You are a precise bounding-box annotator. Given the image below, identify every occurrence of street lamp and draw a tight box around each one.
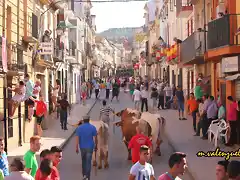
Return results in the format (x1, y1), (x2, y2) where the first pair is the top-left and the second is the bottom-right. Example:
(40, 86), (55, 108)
(56, 19), (76, 36)
(56, 26), (64, 36)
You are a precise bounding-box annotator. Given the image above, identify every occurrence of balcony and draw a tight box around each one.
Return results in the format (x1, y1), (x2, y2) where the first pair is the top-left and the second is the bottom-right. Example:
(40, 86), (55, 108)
(65, 41), (77, 63)
(82, 52), (87, 69)
(53, 48), (64, 63)
(179, 31), (205, 66)
(176, 0), (193, 18)
(23, 13), (38, 44)
(7, 49), (25, 76)
(86, 42), (93, 58)
(92, 59), (101, 67)
(207, 14), (240, 50)
(188, 0), (198, 5)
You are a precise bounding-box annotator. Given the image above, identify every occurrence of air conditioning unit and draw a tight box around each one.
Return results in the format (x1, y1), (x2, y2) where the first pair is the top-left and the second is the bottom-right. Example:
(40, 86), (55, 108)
(216, 2), (225, 18)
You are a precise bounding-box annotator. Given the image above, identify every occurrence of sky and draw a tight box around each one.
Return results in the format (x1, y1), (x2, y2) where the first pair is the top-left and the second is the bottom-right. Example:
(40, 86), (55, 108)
(91, 1), (146, 33)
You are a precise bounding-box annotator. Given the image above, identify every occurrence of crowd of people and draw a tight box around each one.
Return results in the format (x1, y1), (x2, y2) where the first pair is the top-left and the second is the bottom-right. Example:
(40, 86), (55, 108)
(0, 73), (71, 136)
(1, 74), (240, 180)
(0, 136), (62, 180)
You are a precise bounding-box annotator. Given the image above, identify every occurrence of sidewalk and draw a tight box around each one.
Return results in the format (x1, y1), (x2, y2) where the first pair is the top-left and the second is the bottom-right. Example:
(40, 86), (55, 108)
(161, 109), (240, 180)
(7, 98), (96, 162)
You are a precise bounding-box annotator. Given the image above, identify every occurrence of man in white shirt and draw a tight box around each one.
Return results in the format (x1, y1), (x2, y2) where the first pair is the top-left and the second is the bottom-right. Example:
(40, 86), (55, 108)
(133, 86), (141, 111)
(164, 84), (172, 109)
(140, 86), (149, 112)
(5, 158), (34, 180)
(94, 82), (100, 99)
(129, 145), (155, 180)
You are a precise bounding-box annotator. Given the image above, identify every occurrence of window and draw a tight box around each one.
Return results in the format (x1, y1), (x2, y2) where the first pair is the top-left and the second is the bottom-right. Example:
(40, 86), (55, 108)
(8, 118), (13, 138)
(186, 17), (194, 37)
(165, 4), (168, 16)
(170, 0), (174, 11)
(17, 48), (23, 64)
(71, 0), (74, 11)
(32, 13), (38, 38)
(207, 3), (212, 22)
(48, 12), (51, 29)
(75, 74), (77, 93)
(8, 83), (13, 138)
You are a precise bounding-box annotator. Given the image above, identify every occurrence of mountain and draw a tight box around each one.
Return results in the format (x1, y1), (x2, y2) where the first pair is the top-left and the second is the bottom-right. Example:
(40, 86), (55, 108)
(98, 26), (145, 49)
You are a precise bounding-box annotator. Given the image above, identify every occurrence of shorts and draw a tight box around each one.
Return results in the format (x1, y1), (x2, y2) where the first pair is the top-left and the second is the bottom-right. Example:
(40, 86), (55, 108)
(36, 115), (44, 125)
(26, 96), (36, 106)
(81, 92), (87, 99)
(178, 101), (184, 112)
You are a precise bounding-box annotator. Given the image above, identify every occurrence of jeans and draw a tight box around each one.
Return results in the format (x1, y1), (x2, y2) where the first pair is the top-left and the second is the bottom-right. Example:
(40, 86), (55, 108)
(106, 89), (110, 99)
(152, 97), (157, 108)
(192, 111), (197, 131)
(196, 117), (203, 135)
(95, 89), (99, 99)
(81, 148), (93, 179)
(141, 98), (148, 112)
(165, 96), (171, 109)
(158, 95), (164, 109)
(229, 121), (238, 145)
(202, 115), (216, 138)
(60, 110), (68, 129)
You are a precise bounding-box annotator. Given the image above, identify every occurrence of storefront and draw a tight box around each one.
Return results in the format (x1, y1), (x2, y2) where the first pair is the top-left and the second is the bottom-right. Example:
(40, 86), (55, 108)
(221, 56), (240, 104)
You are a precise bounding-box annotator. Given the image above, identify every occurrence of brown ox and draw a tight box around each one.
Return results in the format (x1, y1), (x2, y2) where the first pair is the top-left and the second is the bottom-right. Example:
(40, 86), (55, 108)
(114, 108), (165, 160)
(77, 120), (109, 169)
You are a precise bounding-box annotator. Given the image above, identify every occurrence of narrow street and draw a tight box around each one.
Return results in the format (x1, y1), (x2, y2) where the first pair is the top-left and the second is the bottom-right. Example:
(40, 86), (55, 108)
(59, 90), (192, 180)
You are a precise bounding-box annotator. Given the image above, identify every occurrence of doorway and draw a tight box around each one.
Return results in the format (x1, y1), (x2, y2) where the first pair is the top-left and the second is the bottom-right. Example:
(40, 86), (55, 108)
(220, 83), (226, 108)
(172, 70), (175, 86)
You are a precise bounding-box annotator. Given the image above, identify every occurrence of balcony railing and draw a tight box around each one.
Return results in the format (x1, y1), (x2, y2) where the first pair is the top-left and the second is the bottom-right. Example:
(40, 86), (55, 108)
(176, 0), (193, 18)
(85, 42), (93, 57)
(69, 41), (76, 57)
(180, 31), (205, 65)
(53, 48), (64, 62)
(207, 14), (240, 50)
(8, 61), (25, 72)
(188, 0), (197, 5)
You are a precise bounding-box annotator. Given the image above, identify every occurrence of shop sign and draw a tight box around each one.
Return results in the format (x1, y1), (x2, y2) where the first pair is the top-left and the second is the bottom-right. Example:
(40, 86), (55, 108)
(39, 42), (53, 55)
(222, 56), (240, 73)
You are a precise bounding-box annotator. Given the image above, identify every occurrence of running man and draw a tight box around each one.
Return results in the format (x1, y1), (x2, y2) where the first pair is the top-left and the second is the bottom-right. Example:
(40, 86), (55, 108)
(99, 100), (114, 126)
(75, 115), (97, 180)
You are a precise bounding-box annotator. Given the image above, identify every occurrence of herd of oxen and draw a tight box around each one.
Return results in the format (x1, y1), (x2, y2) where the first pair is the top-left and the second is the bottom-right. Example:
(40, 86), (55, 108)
(78, 108), (166, 170)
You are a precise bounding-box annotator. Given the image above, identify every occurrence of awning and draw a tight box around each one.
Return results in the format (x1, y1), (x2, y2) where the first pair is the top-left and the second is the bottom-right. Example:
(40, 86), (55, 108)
(225, 74), (240, 81)
(57, 20), (75, 29)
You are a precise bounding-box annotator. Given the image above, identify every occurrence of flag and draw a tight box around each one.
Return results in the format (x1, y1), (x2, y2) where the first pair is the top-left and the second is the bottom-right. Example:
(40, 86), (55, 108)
(2, 37), (7, 72)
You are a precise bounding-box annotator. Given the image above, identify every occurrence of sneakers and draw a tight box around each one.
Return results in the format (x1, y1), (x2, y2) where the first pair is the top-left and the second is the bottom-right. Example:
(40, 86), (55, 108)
(83, 176), (88, 180)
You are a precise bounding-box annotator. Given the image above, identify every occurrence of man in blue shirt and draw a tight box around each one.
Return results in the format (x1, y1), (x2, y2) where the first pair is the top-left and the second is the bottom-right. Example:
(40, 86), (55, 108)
(0, 137), (9, 177)
(175, 86), (186, 120)
(24, 74), (34, 121)
(76, 115), (97, 180)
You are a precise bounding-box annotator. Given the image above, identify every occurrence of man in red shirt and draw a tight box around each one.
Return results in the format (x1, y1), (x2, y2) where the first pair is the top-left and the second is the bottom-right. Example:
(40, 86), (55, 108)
(30, 94), (47, 137)
(35, 147), (61, 180)
(39, 159), (52, 180)
(128, 124), (152, 164)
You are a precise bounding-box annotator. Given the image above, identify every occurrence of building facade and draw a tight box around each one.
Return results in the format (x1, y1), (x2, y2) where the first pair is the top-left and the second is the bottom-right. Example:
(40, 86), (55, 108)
(0, 0), (97, 152)
(205, 0), (240, 107)
(95, 36), (116, 78)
